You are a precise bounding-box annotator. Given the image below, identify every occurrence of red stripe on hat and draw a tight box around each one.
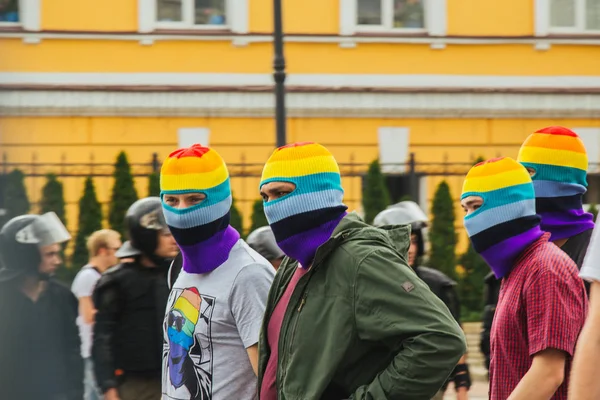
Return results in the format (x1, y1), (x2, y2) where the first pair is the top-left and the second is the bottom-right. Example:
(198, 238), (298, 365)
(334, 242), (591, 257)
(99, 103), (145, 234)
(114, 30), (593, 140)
(474, 157), (507, 167)
(277, 142), (315, 151)
(535, 126), (578, 137)
(168, 144), (211, 158)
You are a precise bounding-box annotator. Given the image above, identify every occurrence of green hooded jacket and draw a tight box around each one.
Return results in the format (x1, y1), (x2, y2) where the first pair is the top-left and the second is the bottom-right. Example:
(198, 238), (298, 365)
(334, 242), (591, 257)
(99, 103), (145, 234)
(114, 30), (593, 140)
(257, 213), (467, 400)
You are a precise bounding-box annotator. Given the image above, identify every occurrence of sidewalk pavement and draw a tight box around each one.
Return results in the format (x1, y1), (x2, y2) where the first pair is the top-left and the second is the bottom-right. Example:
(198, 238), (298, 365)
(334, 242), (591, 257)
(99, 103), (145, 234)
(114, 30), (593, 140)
(443, 380), (489, 400)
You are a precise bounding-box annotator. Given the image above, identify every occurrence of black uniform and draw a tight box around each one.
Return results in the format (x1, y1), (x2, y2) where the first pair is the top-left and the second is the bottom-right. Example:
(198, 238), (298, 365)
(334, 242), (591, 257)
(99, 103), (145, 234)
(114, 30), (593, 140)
(415, 265), (460, 322)
(92, 261), (170, 392)
(91, 197), (175, 398)
(0, 213), (83, 400)
(0, 278), (83, 400)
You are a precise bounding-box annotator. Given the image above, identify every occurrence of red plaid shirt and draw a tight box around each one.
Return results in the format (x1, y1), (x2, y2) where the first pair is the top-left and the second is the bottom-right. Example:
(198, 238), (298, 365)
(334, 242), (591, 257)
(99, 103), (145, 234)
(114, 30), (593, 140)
(489, 233), (588, 400)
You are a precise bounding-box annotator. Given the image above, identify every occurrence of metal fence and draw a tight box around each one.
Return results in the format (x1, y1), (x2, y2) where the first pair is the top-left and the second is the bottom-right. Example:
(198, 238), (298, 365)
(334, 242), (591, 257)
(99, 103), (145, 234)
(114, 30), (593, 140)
(0, 152), (491, 178)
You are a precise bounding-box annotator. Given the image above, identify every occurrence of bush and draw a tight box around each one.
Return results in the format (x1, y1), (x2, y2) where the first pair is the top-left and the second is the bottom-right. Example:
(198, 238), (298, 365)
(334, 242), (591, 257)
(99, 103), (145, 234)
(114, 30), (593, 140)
(148, 172), (161, 197)
(428, 180), (457, 280)
(249, 199), (269, 234)
(0, 169), (30, 228)
(588, 203), (598, 222)
(71, 177), (103, 270)
(40, 174), (67, 225)
(362, 159), (391, 224)
(458, 237), (489, 314)
(229, 194), (244, 235)
(109, 152), (138, 238)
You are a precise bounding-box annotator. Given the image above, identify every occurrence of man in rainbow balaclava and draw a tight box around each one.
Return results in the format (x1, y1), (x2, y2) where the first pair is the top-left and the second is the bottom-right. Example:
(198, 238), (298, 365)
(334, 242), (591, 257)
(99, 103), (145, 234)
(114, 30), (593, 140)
(160, 144), (274, 400)
(461, 157), (587, 400)
(257, 142), (467, 400)
(518, 126), (595, 272)
(259, 142), (348, 268)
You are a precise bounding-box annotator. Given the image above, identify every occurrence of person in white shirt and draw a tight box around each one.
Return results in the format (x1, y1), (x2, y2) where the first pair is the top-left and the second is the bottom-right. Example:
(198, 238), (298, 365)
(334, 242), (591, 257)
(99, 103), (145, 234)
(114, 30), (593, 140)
(160, 144), (274, 400)
(570, 223), (600, 399)
(71, 229), (122, 400)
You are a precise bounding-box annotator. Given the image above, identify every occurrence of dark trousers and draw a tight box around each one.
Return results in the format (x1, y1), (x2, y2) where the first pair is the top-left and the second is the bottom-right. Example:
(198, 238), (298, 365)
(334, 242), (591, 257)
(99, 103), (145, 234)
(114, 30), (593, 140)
(119, 376), (161, 400)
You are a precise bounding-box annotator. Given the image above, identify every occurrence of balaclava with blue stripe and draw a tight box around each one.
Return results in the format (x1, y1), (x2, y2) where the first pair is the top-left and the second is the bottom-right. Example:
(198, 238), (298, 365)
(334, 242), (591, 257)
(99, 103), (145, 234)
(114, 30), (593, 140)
(160, 144), (240, 274)
(462, 157), (544, 279)
(259, 142), (348, 268)
(518, 126), (594, 241)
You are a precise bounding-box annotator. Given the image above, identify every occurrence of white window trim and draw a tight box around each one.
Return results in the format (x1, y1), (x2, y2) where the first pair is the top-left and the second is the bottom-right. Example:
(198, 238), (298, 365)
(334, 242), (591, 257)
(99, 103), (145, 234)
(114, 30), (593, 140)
(178, 127), (210, 148)
(340, 0), (446, 36)
(378, 127), (410, 174)
(537, 0), (600, 35)
(0, 0), (40, 31)
(138, 0), (247, 34)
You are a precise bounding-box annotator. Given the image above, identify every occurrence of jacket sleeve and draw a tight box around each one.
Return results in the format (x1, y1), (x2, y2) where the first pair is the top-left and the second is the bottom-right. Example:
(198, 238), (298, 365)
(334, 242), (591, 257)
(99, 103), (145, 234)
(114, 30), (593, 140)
(92, 279), (121, 393)
(351, 249), (467, 400)
(64, 290), (84, 400)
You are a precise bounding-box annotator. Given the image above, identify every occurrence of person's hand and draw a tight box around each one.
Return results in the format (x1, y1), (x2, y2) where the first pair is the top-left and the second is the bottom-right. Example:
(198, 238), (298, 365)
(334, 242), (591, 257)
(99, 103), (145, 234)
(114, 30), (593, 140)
(104, 388), (120, 400)
(456, 386), (469, 400)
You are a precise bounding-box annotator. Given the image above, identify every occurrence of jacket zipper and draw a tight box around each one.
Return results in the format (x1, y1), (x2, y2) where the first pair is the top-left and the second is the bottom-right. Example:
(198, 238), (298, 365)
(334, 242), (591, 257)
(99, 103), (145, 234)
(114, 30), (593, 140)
(277, 234), (348, 396)
(297, 294), (306, 312)
(280, 287), (310, 390)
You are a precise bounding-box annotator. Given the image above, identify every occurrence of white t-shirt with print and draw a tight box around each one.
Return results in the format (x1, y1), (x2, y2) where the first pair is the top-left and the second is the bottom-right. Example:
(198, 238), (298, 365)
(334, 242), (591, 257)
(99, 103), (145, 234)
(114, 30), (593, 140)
(71, 265), (102, 359)
(162, 239), (275, 400)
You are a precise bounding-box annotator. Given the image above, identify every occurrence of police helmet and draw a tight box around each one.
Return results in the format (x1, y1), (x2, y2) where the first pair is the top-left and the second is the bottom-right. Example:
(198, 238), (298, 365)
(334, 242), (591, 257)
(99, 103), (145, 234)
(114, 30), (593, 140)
(246, 226), (284, 262)
(0, 212), (71, 282)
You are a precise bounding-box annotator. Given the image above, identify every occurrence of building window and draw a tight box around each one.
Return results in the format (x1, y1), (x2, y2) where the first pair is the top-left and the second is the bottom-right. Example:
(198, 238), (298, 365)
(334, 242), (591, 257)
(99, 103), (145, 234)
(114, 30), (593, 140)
(156, 0), (227, 28)
(0, 0), (19, 24)
(550, 0), (600, 32)
(178, 127), (210, 148)
(356, 0), (426, 31)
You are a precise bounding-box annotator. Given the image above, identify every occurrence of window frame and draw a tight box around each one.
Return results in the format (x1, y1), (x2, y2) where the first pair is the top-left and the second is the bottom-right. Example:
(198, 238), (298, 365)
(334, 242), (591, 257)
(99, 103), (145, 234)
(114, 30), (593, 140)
(0, 0), (40, 31)
(355, 0), (428, 33)
(154, 0), (231, 30)
(0, 0), (21, 27)
(548, 0), (600, 33)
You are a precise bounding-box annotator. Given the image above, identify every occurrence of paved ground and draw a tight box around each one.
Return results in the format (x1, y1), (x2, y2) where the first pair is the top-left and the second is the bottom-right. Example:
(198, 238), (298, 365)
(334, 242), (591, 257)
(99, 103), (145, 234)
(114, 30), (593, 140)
(443, 380), (489, 400)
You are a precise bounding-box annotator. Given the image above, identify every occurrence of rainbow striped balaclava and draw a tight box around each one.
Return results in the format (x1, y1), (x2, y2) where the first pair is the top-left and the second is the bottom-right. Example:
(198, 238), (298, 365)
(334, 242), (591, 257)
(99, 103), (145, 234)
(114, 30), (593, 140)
(518, 126), (594, 241)
(160, 144), (240, 274)
(259, 142), (348, 268)
(461, 157), (544, 279)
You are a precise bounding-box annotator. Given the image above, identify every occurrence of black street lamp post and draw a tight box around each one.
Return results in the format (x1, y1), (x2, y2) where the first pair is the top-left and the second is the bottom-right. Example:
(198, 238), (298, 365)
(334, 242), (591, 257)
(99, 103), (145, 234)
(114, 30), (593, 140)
(273, 0), (287, 148)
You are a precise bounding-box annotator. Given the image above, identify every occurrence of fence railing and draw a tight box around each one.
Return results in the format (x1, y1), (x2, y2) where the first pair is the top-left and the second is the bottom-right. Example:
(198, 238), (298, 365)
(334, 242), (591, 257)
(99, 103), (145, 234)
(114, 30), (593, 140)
(3, 151), (600, 180)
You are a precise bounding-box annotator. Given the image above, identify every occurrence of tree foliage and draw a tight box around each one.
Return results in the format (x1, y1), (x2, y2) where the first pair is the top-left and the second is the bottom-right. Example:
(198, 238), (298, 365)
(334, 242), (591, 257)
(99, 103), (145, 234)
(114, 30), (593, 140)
(109, 152), (138, 238)
(458, 237), (489, 313)
(362, 159), (391, 224)
(429, 180), (457, 280)
(71, 177), (104, 271)
(0, 169), (30, 228)
(40, 174), (67, 226)
(229, 194), (244, 235)
(249, 199), (269, 234)
(588, 203), (598, 222)
(148, 172), (161, 197)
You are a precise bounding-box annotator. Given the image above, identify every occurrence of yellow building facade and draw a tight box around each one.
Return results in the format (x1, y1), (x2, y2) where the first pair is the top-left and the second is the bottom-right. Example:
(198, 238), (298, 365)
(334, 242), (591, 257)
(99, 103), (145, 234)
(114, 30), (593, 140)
(1, 0), (599, 249)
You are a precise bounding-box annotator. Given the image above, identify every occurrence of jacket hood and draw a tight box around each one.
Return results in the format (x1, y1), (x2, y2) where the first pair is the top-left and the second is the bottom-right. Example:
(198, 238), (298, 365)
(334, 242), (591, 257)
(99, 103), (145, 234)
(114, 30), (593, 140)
(325, 212), (411, 259)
